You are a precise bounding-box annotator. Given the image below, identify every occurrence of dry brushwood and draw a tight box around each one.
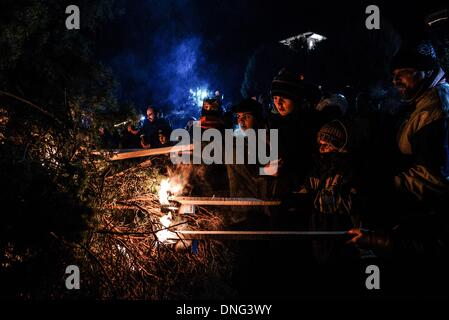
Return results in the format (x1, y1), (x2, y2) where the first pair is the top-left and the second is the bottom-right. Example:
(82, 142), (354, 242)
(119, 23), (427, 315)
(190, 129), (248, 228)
(76, 157), (236, 299)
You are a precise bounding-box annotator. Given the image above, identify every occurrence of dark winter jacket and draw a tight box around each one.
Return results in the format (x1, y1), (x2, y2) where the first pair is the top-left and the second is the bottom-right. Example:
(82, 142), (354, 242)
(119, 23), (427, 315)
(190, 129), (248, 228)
(299, 153), (360, 223)
(395, 72), (449, 201)
(298, 153), (361, 263)
(139, 117), (172, 148)
(269, 109), (322, 195)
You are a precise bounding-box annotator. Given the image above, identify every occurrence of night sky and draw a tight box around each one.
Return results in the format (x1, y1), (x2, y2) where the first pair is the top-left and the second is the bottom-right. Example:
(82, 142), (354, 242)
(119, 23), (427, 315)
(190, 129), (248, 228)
(92, 0), (445, 122)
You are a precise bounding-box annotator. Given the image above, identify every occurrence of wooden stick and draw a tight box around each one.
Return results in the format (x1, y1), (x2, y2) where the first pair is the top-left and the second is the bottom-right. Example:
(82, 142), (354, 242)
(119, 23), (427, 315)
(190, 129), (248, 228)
(102, 204), (140, 210)
(0, 90), (63, 125)
(111, 144), (194, 161)
(122, 196), (158, 202)
(92, 144), (194, 161)
(171, 230), (349, 240)
(171, 196), (281, 206)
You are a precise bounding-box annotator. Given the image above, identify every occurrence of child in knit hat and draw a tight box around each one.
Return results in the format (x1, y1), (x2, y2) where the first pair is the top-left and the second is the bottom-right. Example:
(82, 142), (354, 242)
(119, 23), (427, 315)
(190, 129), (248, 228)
(298, 119), (361, 263)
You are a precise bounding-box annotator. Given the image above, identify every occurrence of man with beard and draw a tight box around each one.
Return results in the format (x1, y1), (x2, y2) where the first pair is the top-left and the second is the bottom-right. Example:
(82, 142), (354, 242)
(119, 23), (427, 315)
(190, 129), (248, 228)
(348, 43), (449, 296)
(128, 105), (172, 149)
(390, 45), (449, 203)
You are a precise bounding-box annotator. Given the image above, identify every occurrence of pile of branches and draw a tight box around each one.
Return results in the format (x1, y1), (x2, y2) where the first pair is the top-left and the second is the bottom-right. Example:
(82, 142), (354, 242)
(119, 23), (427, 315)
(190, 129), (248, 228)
(74, 158), (236, 299)
(1, 95), (235, 299)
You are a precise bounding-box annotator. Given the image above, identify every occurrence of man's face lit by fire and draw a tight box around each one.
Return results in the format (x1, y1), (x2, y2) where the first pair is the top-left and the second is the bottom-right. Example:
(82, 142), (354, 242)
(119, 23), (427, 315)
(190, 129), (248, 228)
(392, 68), (425, 99)
(273, 96), (295, 116)
(146, 107), (156, 123)
(236, 112), (256, 131)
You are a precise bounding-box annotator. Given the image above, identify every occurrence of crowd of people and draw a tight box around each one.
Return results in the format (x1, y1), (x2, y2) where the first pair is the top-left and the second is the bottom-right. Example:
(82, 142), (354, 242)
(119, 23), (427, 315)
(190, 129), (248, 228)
(99, 42), (449, 296)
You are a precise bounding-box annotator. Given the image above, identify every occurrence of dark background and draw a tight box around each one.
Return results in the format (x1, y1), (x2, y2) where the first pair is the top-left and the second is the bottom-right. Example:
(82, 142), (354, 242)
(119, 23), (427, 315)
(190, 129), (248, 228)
(92, 0), (446, 122)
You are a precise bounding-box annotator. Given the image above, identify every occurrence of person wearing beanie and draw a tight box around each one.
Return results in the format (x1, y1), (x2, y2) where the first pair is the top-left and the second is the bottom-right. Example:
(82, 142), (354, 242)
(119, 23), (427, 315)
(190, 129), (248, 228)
(391, 42), (444, 102)
(389, 43), (449, 201)
(268, 68), (323, 197)
(231, 98), (265, 131)
(317, 119), (349, 153)
(297, 119), (361, 264)
(349, 42), (449, 264)
(271, 68), (322, 115)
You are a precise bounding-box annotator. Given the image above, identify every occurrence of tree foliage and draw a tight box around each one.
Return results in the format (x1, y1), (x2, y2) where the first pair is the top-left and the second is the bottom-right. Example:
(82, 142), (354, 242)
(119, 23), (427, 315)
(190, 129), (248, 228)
(0, 0), (126, 299)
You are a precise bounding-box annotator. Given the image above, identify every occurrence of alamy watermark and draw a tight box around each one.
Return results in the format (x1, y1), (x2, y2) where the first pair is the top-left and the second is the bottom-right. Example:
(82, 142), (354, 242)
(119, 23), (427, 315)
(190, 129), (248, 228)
(365, 5), (380, 30)
(65, 5), (80, 30)
(65, 265), (80, 290)
(169, 123), (279, 176)
(365, 264), (380, 290)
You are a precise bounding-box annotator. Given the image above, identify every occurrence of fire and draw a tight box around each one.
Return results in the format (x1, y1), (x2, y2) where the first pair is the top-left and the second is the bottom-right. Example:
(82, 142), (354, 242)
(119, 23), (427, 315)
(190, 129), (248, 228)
(156, 212), (177, 244)
(156, 178), (183, 244)
(158, 178), (182, 205)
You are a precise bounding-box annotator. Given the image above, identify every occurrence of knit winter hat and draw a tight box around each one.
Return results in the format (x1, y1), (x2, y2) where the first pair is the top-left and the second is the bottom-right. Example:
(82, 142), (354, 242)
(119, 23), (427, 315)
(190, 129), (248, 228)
(231, 98), (264, 120)
(270, 68), (308, 101)
(391, 42), (439, 71)
(317, 120), (348, 150)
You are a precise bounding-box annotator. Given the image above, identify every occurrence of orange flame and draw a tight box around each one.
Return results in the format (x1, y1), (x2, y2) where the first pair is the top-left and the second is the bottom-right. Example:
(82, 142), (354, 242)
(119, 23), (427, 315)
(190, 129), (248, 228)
(156, 213), (177, 244)
(156, 178), (183, 244)
(158, 178), (182, 205)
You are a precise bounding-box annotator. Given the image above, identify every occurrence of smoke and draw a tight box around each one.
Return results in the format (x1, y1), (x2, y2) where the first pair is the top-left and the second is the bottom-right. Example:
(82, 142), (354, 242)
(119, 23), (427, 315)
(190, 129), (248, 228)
(103, 0), (220, 128)
(156, 36), (213, 120)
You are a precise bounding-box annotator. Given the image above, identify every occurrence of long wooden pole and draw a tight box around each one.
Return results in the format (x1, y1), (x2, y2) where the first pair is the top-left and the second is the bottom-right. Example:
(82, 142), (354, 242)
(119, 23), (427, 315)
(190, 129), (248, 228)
(171, 196), (281, 206)
(172, 230), (349, 240)
(92, 144), (194, 161)
(123, 196), (281, 206)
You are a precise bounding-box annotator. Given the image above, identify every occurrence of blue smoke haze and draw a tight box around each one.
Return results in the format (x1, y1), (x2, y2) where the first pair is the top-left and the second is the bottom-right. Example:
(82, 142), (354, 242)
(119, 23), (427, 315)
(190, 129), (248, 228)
(100, 0), (229, 128)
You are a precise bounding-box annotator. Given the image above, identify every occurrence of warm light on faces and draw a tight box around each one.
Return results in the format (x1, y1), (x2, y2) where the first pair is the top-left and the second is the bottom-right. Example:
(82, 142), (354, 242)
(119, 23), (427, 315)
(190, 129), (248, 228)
(159, 133), (168, 145)
(236, 112), (256, 131)
(392, 68), (425, 98)
(146, 107), (156, 122)
(318, 140), (339, 154)
(273, 95), (295, 116)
